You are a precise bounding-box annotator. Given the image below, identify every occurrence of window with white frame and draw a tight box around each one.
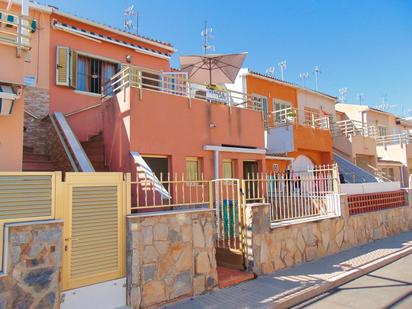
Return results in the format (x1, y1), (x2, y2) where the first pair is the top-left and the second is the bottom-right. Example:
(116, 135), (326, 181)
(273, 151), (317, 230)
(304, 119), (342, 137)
(272, 99), (293, 123)
(186, 157), (201, 182)
(251, 94), (267, 112)
(377, 125), (388, 137)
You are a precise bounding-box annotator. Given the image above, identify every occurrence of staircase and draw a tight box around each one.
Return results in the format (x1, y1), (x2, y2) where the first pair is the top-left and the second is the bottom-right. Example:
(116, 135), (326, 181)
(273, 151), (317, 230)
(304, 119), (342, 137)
(23, 146), (56, 171)
(334, 152), (378, 183)
(81, 133), (109, 172)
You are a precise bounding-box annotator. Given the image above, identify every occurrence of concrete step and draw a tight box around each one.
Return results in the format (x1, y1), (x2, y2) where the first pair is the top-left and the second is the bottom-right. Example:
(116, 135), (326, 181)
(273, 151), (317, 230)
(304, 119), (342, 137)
(217, 266), (255, 289)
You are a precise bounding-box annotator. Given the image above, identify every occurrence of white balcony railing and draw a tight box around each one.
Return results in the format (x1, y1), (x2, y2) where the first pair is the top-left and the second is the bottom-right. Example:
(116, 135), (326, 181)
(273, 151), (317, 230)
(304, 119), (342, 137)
(270, 107), (330, 130)
(101, 65), (263, 112)
(0, 9), (33, 55)
(375, 131), (412, 146)
(332, 120), (377, 138)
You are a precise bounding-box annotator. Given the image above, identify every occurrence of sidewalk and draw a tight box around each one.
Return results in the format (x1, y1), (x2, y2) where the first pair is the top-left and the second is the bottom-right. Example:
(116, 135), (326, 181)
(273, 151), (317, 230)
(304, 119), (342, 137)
(164, 231), (412, 309)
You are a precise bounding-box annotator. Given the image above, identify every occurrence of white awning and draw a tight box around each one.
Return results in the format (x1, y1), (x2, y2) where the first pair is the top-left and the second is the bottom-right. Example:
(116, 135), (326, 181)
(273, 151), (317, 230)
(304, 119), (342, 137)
(0, 85), (17, 116)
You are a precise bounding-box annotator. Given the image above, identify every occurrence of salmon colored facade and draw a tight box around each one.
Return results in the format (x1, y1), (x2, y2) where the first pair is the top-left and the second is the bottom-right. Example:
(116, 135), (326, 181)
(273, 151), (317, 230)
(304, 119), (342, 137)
(103, 85), (266, 180)
(0, 1), (266, 179)
(48, 12), (172, 141)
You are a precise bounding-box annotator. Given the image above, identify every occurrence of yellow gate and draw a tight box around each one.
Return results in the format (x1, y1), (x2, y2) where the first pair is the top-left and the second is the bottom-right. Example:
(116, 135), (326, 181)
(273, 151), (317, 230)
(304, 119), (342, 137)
(59, 173), (130, 291)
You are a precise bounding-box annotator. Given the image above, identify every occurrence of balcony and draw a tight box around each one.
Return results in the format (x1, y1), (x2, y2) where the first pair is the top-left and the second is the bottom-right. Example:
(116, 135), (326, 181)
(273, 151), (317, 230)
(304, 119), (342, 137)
(332, 120), (377, 138)
(0, 9), (33, 54)
(102, 65), (263, 113)
(269, 107), (330, 130)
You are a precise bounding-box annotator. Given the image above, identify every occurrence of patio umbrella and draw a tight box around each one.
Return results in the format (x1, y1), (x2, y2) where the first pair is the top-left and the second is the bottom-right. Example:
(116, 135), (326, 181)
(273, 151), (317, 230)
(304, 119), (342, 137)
(179, 52), (247, 85)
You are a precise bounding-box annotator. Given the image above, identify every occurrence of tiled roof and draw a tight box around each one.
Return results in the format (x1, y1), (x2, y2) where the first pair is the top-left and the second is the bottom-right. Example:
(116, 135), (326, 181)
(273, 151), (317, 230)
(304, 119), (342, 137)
(248, 70), (337, 100)
(53, 21), (172, 58)
(46, 4), (174, 49)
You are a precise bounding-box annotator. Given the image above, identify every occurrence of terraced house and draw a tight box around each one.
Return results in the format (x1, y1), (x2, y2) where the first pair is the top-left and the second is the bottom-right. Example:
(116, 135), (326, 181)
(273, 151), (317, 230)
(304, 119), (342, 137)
(227, 68), (337, 173)
(335, 103), (412, 186)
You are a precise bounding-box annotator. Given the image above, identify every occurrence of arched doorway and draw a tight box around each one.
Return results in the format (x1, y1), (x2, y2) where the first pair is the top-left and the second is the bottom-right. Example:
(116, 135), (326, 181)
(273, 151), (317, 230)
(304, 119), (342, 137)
(289, 155), (314, 172)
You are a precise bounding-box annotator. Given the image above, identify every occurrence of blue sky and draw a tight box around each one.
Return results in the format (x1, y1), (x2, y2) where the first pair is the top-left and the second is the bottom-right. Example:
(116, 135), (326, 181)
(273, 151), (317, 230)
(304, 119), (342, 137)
(42, 0), (412, 116)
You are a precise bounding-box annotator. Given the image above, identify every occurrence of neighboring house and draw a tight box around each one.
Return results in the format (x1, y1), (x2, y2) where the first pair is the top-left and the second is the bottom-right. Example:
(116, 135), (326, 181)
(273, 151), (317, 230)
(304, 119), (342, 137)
(0, 0), (39, 170)
(0, 1), (266, 180)
(228, 69), (336, 172)
(335, 103), (412, 186)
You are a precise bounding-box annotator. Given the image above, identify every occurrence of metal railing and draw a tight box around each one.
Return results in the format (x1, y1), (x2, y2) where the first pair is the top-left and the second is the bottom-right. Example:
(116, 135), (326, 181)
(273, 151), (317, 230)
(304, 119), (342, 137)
(375, 131), (412, 146)
(332, 120), (378, 137)
(50, 112), (95, 172)
(244, 164), (340, 223)
(0, 9), (33, 55)
(101, 65), (262, 112)
(270, 107), (330, 130)
(130, 172), (213, 211)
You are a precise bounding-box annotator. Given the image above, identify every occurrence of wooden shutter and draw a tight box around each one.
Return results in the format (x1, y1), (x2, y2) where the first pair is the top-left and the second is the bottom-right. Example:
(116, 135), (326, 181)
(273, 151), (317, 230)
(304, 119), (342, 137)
(70, 50), (77, 89)
(56, 46), (70, 86)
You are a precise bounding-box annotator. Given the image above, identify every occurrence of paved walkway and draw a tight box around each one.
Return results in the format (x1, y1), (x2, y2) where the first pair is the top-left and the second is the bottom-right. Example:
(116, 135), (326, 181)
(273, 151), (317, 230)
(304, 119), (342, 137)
(164, 231), (412, 309)
(293, 254), (412, 308)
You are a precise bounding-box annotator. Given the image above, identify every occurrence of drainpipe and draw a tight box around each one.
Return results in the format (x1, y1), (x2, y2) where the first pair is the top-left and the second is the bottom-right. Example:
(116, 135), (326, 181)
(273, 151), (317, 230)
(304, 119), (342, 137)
(213, 150), (219, 179)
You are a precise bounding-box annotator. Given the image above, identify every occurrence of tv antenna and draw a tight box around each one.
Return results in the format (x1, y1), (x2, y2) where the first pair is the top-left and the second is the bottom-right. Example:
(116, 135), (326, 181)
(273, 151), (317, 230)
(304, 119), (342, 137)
(278, 60), (287, 80)
(339, 87), (348, 102)
(299, 72), (309, 87)
(314, 66), (321, 91)
(266, 66), (275, 77)
(123, 5), (139, 34)
(201, 21), (215, 54)
(357, 93), (364, 105)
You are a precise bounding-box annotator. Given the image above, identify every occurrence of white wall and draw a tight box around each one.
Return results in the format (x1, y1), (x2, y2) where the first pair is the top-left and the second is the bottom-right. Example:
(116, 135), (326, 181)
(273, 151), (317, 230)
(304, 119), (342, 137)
(340, 181), (401, 194)
(297, 89), (336, 125)
(266, 125), (294, 154)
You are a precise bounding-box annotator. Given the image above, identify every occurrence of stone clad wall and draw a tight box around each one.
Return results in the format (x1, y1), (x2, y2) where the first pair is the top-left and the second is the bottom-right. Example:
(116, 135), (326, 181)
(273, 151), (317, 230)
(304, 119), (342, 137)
(246, 189), (412, 275)
(23, 87), (50, 154)
(127, 209), (218, 308)
(0, 221), (63, 309)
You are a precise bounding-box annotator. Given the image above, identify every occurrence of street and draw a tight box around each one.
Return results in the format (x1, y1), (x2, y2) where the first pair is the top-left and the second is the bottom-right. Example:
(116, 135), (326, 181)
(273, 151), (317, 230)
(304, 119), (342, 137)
(294, 254), (412, 309)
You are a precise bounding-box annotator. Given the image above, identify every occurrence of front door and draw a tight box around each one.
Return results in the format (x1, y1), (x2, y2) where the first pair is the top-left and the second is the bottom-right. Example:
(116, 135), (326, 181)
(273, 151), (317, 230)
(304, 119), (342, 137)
(243, 161), (259, 202)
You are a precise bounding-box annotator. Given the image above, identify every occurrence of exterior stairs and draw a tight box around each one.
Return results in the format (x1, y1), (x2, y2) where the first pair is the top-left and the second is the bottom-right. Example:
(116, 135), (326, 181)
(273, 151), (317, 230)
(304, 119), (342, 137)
(23, 146), (56, 171)
(334, 152), (378, 183)
(81, 132), (109, 172)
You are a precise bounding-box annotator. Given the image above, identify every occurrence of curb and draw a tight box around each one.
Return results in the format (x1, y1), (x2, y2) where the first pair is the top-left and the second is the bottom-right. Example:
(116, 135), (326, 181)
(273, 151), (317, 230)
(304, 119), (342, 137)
(271, 245), (412, 309)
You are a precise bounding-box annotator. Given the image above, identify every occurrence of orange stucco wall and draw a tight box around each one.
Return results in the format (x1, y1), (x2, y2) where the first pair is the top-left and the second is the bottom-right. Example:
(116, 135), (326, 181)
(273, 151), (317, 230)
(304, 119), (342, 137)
(0, 97), (24, 171)
(246, 74), (333, 167)
(104, 88), (266, 179)
(49, 14), (171, 141)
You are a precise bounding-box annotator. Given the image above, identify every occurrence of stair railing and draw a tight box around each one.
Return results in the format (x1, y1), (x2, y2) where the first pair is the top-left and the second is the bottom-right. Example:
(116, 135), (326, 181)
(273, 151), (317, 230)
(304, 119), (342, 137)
(50, 112), (95, 172)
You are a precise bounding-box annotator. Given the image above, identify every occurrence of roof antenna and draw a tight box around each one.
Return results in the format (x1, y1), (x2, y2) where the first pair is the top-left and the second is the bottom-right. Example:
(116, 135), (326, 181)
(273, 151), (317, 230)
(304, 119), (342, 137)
(338, 87), (348, 103)
(278, 60), (287, 80)
(201, 21), (215, 54)
(266, 66), (275, 78)
(357, 93), (364, 105)
(314, 66), (321, 91)
(299, 72), (309, 88)
(123, 5), (139, 35)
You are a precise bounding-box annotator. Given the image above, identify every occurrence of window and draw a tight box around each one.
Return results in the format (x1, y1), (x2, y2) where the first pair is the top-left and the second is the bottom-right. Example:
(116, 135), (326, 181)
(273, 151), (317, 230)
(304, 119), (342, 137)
(251, 95), (267, 112)
(223, 160), (234, 179)
(378, 126), (387, 137)
(76, 55), (117, 94)
(186, 158), (201, 182)
(273, 99), (293, 123)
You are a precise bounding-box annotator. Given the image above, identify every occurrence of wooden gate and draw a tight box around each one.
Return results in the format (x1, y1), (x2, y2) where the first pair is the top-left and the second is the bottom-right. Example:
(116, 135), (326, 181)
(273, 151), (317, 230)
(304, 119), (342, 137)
(213, 179), (246, 270)
(59, 173), (129, 291)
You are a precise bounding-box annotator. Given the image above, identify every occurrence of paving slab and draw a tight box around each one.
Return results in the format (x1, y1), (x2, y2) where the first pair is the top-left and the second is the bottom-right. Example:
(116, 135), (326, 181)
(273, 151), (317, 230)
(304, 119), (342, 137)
(164, 231), (412, 309)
